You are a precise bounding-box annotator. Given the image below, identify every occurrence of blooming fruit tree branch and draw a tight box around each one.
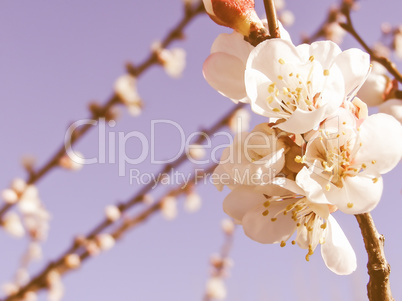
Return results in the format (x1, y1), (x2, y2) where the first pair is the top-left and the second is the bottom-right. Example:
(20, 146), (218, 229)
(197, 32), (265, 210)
(202, 0), (402, 299)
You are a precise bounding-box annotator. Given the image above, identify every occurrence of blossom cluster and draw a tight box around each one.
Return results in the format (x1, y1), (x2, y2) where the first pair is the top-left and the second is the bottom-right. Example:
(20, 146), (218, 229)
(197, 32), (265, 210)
(203, 2), (402, 275)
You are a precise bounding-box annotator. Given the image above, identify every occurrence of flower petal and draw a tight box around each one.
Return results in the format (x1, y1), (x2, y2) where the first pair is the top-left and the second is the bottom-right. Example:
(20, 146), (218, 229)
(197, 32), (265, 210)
(245, 69), (281, 117)
(324, 174), (383, 214)
(355, 113), (402, 174)
(223, 186), (266, 222)
(203, 52), (249, 103)
(211, 32), (254, 62)
(321, 215), (357, 275)
(246, 39), (302, 82)
(242, 200), (297, 244)
(332, 48), (370, 97)
(275, 106), (327, 134)
(296, 167), (330, 205)
(301, 41), (342, 69)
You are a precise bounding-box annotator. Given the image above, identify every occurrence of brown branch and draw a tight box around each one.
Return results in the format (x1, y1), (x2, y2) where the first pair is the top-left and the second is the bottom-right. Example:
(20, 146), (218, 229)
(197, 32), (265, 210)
(0, 1), (206, 223)
(202, 220), (235, 301)
(3, 163), (217, 301)
(1, 98), (244, 300)
(355, 213), (394, 301)
(339, 5), (402, 84)
(263, 0), (280, 38)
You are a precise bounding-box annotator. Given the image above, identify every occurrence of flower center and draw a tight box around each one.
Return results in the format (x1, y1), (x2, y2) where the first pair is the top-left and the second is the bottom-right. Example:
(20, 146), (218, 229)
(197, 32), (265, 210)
(261, 194), (327, 260)
(265, 56), (329, 116)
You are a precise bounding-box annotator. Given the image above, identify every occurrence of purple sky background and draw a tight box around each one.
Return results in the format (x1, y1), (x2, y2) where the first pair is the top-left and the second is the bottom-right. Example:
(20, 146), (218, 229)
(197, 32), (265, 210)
(0, 0), (401, 300)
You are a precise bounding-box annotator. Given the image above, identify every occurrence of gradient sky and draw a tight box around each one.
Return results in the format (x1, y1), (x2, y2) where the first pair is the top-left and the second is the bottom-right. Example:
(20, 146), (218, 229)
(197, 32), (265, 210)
(0, 1), (401, 300)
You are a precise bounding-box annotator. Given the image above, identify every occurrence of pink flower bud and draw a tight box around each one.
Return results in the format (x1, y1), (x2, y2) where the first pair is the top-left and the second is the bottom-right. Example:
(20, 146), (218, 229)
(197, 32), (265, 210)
(203, 0), (265, 38)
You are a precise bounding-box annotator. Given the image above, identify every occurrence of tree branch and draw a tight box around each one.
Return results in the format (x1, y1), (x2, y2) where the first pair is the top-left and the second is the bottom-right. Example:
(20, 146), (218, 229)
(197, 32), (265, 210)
(339, 4), (402, 83)
(1, 97), (244, 300)
(0, 1), (206, 223)
(263, 0), (280, 38)
(355, 213), (394, 301)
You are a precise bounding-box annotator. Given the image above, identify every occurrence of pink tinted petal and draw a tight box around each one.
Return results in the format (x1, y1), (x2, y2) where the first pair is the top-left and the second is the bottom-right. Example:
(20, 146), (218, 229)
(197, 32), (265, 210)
(355, 113), (402, 174)
(333, 48), (370, 97)
(203, 52), (249, 103)
(211, 32), (254, 62)
(242, 200), (297, 244)
(321, 215), (357, 275)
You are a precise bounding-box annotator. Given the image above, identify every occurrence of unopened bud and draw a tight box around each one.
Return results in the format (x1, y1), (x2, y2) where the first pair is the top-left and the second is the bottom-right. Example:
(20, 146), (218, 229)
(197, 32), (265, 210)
(203, 0), (266, 39)
(187, 144), (206, 160)
(59, 152), (84, 171)
(3, 212), (25, 237)
(96, 233), (115, 251)
(161, 196), (178, 220)
(2, 189), (19, 204)
(11, 178), (27, 195)
(184, 192), (202, 213)
(221, 219), (235, 235)
(105, 205), (121, 222)
(64, 254), (81, 269)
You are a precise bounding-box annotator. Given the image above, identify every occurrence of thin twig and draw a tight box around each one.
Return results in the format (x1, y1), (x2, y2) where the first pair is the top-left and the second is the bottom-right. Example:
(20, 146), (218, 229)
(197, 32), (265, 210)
(263, 0), (280, 38)
(202, 221), (235, 301)
(0, 2), (206, 223)
(339, 5), (402, 83)
(3, 163), (217, 301)
(355, 213), (394, 301)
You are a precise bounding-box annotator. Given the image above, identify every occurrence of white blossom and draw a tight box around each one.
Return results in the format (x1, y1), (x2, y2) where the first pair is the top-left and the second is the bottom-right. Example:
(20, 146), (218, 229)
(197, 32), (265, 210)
(96, 233), (115, 251)
(223, 167), (357, 274)
(228, 108), (250, 133)
(245, 39), (370, 133)
(357, 61), (389, 107)
(2, 189), (19, 204)
(3, 212), (25, 237)
(184, 192), (202, 212)
(114, 75), (142, 116)
(203, 21), (291, 103)
(59, 152), (84, 171)
(221, 218), (235, 235)
(161, 196), (178, 220)
(213, 123), (287, 191)
(279, 10), (295, 27)
(105, 205), (121, 222)
(64, 254), (81, 269)
(378, 98), (402, 123)
(302, 109), (402, 214)
(158, 48), (186, 78)
(205, 277), (227, 300)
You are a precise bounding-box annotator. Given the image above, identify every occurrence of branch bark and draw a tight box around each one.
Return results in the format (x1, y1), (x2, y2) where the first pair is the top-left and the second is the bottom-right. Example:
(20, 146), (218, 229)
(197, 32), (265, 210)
(0, 1), (205, 223)
(355, 213), (394, 301)
(263, 0), (280, 38)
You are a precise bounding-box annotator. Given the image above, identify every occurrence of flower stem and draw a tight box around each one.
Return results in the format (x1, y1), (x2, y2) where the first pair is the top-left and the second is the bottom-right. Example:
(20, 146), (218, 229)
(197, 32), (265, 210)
(263, 0), (280, 38)
(339, 4), (402, 84)
(355, 213), (394, 301)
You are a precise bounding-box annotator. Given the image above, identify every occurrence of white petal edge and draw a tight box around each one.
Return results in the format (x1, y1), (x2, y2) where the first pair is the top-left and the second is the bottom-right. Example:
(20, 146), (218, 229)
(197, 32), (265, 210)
(321, 215), (357, 275)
